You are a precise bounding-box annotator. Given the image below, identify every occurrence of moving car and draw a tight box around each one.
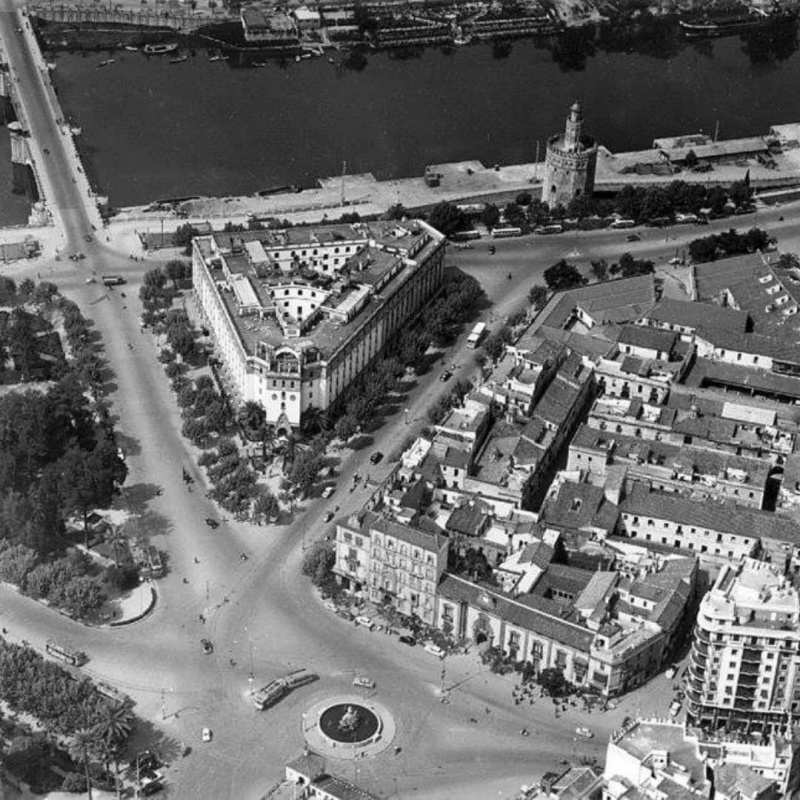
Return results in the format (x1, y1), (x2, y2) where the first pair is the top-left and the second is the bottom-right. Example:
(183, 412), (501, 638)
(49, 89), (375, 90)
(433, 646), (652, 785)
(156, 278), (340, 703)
(626, 233), (641, 242)
(205, 518), (219, 529)
(369, 452), (383, 465)
(202, 728), (212, 743)
(398, 635), (417, 647)
(201, 639), (213, 655)
(323, 511), (335, 523)
(353, 675), (375, 689)
(439, 370), (452, 382)
(488, 245), (496, 254)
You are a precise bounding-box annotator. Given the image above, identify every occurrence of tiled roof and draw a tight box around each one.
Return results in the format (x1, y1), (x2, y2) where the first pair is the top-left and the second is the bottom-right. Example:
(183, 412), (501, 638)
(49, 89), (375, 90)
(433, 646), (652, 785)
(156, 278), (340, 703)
(445, 504), (488, 537)
(441, 447), (469, 470)
(539, 274), (656, 329)
(686, 358), (800, 399)
(620, 483), (800, 543)
(313, 775), (380, 800)
(361, 511), (448, 552)
(617, 324), (678, 354)
(642, 298), (749, 333)
(693, 252), (775, 301)
(542, 481), (617, 532)
(696, 326), (800, 363)
(437, 573), (594, 652)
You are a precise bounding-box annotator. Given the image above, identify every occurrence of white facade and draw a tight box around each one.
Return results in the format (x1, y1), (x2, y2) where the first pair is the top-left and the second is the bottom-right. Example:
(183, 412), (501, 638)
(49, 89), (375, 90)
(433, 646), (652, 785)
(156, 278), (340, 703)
(193, 221), (445, 430)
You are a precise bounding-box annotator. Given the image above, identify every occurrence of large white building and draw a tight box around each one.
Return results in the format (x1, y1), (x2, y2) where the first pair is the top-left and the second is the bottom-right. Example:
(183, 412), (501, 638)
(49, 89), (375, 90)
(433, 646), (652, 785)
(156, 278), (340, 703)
(686, 559), (800, 735)
(192, 220), (445, 431)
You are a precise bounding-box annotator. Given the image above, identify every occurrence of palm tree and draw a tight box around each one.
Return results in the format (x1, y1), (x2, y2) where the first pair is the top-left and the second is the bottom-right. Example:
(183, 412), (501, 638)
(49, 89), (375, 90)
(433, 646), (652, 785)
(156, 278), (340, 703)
(238, 400), (266, 439)
(68, 728), (99, 800)
(92, 702), (134, 800)
(93, 701), (134, 750)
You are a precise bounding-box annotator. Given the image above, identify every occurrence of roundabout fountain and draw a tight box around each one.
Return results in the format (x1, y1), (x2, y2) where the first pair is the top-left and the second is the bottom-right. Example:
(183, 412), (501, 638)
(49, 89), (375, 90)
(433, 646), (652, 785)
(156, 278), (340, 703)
(302, 695), (396, 759)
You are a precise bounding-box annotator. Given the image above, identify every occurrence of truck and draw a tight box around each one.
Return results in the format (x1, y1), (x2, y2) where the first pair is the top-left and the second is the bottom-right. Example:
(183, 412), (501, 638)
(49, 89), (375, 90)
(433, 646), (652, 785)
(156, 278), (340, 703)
(101, 275), (125, 286)
(467, 322), (487, 349)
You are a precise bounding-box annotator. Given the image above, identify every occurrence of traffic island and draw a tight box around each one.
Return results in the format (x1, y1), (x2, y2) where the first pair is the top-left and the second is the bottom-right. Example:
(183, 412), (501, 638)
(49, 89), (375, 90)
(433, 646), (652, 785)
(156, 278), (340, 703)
(301, 695), (396, 760)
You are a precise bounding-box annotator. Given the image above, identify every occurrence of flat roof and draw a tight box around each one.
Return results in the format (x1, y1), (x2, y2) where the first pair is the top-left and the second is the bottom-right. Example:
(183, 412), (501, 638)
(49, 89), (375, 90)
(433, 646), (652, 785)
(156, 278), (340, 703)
(197, 221), (442, 361)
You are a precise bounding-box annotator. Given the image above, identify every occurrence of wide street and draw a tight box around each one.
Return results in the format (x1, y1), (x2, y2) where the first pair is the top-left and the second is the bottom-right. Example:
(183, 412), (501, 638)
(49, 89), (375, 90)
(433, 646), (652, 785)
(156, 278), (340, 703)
(2, 6), (800, 798)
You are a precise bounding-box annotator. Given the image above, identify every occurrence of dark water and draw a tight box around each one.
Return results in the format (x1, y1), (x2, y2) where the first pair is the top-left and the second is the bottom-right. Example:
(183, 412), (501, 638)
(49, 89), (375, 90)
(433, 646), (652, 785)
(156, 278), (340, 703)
(3, 18), (800, 220)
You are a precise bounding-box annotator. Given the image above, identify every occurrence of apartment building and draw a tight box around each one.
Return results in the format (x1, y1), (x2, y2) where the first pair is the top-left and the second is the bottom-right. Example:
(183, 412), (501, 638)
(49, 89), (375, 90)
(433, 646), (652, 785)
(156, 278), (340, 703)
(604, 718), (791, 800)
(685, 559), (800, 735)
(569, 425), (771, 509)
(616, 483), (800, 572)
(192, 220), (445, 430)
(595, 325), (693, 406)
(333, 511), (449, 626)
(587, 395), (794, 465)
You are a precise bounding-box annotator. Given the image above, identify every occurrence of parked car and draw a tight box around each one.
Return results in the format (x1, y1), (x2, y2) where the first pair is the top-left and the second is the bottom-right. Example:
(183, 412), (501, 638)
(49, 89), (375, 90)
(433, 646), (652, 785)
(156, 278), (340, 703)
(205, 518), (219, 529)
(665, 666), (677, 679)
(201, 639), (213, 655)
(202, 728), (212, 743)
(626, 233), (641, 242)
(424, 643), (446, 659)
(398, 635), (417, 647)
(141, 780), (164, 796)
(353, 675), (376, 689)
(575, 726), (594, 739)
(369, 452), (383, 465)
(321, 486), (336, 499)
(355, 615), (375, 630)
(670, 700), (682, 718)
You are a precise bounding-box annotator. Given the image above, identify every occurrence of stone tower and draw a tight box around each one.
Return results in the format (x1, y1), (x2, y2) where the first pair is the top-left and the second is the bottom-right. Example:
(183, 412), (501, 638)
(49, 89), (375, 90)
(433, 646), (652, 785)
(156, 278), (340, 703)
(542, 101), (597, 209)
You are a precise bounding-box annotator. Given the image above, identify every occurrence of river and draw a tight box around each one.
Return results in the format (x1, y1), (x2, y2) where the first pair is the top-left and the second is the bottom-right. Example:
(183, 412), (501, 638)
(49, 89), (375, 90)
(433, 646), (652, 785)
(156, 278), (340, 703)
(2, 17), (800, 224)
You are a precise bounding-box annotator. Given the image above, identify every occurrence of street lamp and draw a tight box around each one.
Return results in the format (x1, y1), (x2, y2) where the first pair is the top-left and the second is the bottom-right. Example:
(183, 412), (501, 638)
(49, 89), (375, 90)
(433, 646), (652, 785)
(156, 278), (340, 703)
(404, 407), (409, 426)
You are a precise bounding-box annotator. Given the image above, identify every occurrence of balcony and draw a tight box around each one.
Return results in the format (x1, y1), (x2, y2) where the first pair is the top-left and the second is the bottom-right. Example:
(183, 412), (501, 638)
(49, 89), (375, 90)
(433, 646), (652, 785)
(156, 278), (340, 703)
(691, 649), (708, 669)
(694, 639), (709, 656)
(738, 671), (758, 685)
(740, 661), (760, 675)
(695, 627), (712, 646)
(742, 648), (761, 664)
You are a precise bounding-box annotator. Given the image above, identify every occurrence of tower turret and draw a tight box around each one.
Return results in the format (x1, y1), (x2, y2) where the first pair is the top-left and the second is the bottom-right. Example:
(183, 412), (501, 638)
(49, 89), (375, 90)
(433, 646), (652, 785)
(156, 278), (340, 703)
(541, 101), (597, 209)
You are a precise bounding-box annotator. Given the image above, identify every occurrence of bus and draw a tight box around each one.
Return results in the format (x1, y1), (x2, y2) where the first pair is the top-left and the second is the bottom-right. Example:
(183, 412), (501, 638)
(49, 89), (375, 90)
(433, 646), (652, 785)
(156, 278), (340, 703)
(467, 322), (487, 349)
(610, 219), (637, 229)
(536, 224), (563, 235)
(101, 275), (125, 286)
(450, 229), (481, 242)
(491, 226), (522, 238)
(45, 639), (87, 667)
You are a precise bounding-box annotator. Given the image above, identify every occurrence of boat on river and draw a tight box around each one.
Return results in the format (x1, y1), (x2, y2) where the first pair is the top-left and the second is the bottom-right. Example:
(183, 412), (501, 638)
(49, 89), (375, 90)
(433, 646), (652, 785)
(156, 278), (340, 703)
(679, 7), (796, 37)
(169, 55), (189, 64)
(97, 59), (115, 68)
(124, 46), (139, 52)
(143, 43), (179, 55)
